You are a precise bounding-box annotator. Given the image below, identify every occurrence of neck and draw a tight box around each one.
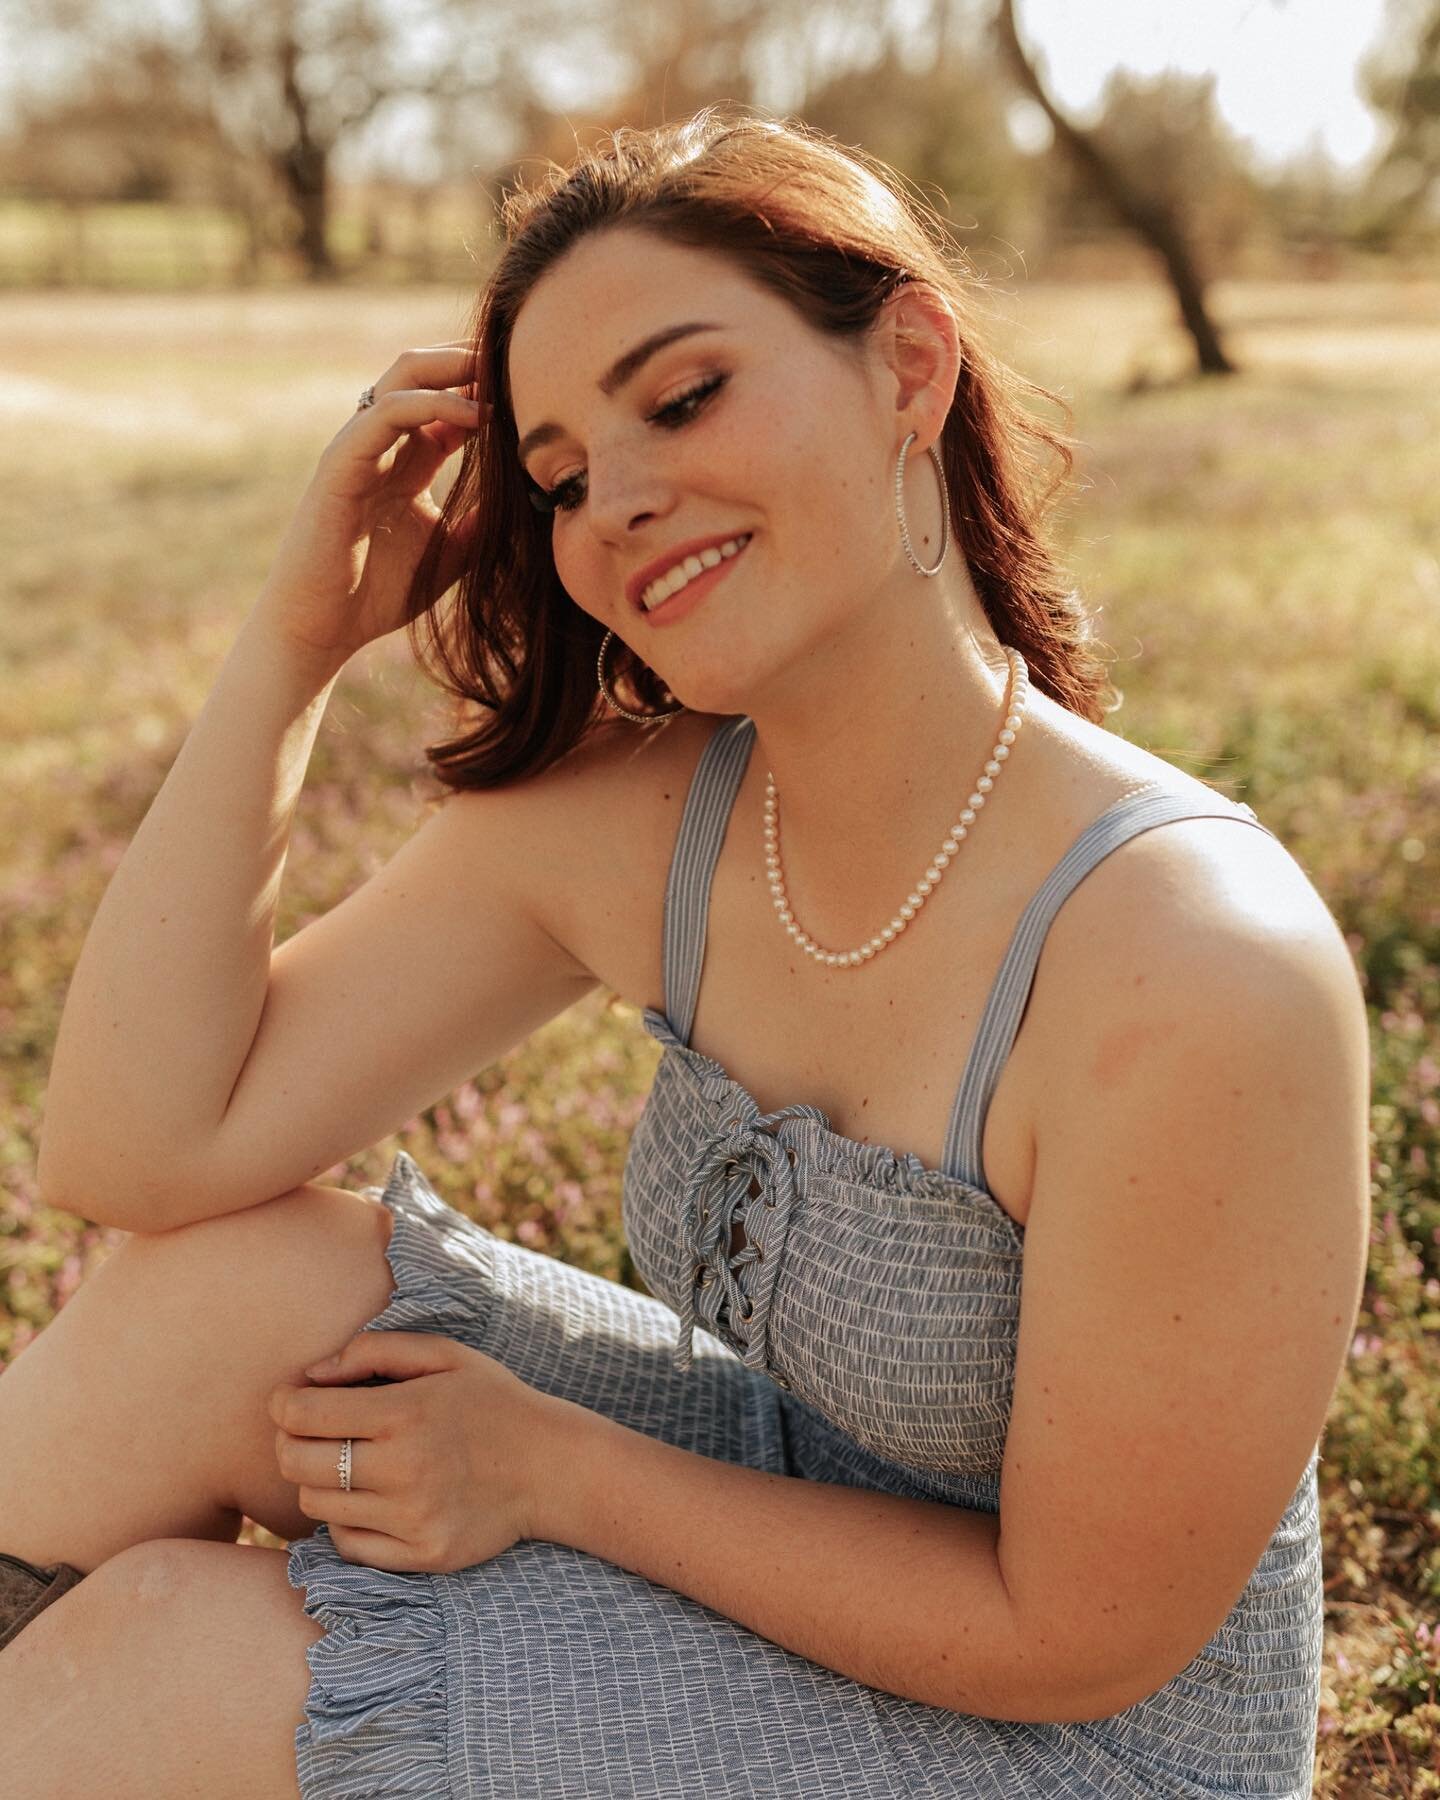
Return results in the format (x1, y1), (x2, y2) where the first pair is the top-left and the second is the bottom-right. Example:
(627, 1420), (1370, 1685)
(739, 576), (1032, 952)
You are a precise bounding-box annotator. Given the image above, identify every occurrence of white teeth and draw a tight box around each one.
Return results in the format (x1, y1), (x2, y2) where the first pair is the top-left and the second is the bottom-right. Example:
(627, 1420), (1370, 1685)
(641, 534), (751, 611)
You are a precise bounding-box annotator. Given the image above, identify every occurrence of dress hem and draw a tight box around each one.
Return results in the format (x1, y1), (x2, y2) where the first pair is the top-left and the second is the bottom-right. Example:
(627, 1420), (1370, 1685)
(287, 1148), (481, 1799)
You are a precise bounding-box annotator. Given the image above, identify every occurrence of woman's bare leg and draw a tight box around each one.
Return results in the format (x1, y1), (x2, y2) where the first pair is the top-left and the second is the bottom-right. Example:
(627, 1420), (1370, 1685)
(1, 1536), (323, 1799)
(0, 1182), (397, 1570)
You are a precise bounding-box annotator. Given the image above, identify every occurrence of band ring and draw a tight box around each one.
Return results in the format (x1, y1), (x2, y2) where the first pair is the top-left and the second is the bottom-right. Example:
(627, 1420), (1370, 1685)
(336, 1437), (353, 1491)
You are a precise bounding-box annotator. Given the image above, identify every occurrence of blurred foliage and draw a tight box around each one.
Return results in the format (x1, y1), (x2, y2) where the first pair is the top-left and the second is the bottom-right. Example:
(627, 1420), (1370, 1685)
(1, 0), (1437, 287)
(1041, 67), (1263, 268)
(800, 41), (1049, 262)
(1360, 0), (1440, 244)
(0, 278), (1437, 1794)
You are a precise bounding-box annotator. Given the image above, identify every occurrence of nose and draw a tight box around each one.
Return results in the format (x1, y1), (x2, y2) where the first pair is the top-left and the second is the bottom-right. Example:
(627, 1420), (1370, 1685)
(583, 449), (676, 543)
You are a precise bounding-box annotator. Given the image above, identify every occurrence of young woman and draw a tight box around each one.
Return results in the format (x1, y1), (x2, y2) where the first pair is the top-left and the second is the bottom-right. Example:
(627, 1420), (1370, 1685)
(2, 106), (1369, 1797)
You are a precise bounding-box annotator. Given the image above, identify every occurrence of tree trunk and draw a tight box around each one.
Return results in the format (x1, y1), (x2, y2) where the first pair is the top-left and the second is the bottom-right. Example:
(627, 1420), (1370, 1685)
(275, 27), (338, 281)
(274, 138), (336, 281)
(994, 0), (1236, 376)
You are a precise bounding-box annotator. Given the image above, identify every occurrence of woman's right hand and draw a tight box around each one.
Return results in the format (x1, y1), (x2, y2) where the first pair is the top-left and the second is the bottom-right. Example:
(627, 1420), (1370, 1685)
(252, 343), (489, 676)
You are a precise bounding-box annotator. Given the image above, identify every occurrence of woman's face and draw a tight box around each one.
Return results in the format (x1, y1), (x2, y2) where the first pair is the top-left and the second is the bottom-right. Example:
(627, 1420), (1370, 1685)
(506, 226), (907, 713)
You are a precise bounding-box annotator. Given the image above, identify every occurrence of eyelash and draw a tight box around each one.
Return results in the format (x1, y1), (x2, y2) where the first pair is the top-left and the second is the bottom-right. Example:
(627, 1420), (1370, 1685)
(528, 372), (728, 515)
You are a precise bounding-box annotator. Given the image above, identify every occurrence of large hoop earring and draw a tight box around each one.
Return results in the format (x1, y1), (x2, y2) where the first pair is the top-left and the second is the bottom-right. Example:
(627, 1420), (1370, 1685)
(895, 431), (950, 577)
(596, 629), (687, 723)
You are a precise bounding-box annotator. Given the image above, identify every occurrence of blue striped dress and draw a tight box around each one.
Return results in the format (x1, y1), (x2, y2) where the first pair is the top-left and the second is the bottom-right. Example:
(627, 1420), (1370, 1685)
(287, 712), (1324, 1798)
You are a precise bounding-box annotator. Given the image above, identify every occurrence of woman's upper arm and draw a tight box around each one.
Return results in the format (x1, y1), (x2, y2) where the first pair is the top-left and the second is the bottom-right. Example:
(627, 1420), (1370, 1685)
(164, 778), (601, 1227)
(994, 824), (1371, 1718)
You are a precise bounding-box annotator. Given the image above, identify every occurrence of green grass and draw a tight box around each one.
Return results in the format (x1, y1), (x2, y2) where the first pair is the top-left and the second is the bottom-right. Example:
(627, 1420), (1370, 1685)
(1, 276), (1436, 1796)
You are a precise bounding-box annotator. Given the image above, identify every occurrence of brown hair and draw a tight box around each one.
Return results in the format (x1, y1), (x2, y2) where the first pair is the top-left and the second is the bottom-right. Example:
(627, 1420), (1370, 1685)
(406, 102), (1116, 791)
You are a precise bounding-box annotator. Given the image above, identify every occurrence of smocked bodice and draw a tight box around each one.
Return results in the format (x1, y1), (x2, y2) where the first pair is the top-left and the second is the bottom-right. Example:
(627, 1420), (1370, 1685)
(620, 713), (1272, 1491)
(623, 1005), (1027, 1482)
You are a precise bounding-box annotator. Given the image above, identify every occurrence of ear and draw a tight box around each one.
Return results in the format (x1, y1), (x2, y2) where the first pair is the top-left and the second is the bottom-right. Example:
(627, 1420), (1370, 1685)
(869, 278), (962, 457)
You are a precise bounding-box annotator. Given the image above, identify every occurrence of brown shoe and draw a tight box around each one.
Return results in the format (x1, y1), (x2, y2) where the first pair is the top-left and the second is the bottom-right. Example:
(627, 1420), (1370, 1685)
(0, 1550), (87, 1651)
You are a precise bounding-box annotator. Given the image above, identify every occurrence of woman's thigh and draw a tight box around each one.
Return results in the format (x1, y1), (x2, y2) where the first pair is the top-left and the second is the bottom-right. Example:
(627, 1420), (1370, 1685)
(1, 1537), (320, 1800)
(0, 1183), (397, 1563)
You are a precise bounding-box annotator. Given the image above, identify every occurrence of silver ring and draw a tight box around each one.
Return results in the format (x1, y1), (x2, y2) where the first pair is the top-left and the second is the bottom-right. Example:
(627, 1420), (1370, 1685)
(356, 386), (377, 412)
(336, 1437), (353, 1491)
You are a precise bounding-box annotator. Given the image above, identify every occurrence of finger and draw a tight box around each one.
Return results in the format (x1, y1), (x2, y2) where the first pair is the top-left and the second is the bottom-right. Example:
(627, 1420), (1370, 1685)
(268, 1379), (392, 1437)
(296, 1483), (402, 1538)
(375, 345), (483, 397)
(306, 1329), (461, 1384)
(338, 387), (484, 461)
(388, 417), (475, 499)
(325, 1519), (432, 1572)
(281, 1429), (383, 1494)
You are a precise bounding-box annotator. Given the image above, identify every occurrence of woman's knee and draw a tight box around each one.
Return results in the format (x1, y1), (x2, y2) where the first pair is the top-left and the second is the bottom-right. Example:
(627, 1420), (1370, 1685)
(117, 1181), (394, 1320)
(116, 1181), (397, 1373)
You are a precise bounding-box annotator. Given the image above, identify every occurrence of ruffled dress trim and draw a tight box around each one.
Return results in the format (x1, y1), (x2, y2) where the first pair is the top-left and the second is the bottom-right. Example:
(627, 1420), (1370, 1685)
(641, 1006), (1026, 1240)
(287, 1148), (493, 1798)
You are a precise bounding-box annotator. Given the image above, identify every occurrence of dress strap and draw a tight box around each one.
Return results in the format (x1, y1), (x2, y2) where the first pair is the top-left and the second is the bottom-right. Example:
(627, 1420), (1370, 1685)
(661, 715), (756, 1045)
(939, 782), (1278, 1190)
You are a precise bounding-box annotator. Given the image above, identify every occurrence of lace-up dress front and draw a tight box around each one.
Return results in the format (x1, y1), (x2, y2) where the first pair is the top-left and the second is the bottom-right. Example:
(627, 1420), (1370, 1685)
(286, 713), (1325, 1799)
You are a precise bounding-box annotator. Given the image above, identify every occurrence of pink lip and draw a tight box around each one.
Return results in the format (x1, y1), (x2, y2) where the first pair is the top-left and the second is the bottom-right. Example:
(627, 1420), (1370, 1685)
(636, 537), (750, 627)
(626, 533), (752, 612)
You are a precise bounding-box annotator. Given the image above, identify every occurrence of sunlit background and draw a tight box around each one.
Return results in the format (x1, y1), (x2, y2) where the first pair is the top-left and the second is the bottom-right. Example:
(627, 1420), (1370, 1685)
(1, 5), (1436, 1795)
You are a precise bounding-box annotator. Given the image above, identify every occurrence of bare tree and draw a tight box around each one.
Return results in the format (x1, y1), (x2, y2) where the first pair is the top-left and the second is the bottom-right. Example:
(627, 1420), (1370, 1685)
(1359, 0), (1440, 244)
(992, 0), (1236, 376)
(192, 0), (513, 279)
(4, 0), (579, 280)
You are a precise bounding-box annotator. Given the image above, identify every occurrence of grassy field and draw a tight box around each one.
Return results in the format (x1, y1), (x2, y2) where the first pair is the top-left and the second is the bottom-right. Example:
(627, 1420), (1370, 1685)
(1, 275), (1436, 1795)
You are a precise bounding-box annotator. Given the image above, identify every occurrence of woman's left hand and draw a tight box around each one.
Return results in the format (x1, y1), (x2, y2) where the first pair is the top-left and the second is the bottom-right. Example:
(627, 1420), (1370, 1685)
(268, 1330), (570, 1573)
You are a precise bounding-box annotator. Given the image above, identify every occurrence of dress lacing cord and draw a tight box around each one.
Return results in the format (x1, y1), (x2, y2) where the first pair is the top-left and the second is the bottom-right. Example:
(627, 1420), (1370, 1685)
(672, 1097), (825, 1376)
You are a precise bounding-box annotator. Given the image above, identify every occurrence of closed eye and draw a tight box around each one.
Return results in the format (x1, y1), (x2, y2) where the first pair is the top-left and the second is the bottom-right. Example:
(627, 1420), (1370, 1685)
(527, 371), (729, 515)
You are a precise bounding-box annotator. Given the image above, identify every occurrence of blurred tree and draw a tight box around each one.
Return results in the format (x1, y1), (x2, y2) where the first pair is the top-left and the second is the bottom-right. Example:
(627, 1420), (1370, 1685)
(991, 0), (1237, 375)
(1255, 143), (1361, 277)
(1359, 0), (1440, 247)
(0, 30), (279, 282)
(801, 33), (1046, 271)
(481, 0), (771, 198)
(2, 0), (577, 281)
(1043, 69), (1263, 275)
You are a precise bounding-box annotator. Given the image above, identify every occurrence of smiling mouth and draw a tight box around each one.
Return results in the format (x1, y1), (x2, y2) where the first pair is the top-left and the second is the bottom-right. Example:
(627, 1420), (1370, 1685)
(637, 532), (754, 613)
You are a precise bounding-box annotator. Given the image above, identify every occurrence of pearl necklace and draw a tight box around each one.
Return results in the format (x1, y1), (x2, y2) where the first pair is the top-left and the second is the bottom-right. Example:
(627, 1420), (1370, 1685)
(763, 645), (1030, 968)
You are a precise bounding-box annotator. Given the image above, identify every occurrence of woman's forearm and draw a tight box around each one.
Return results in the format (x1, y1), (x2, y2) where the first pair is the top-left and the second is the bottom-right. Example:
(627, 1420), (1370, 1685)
(532, 1400), (1110, 1725)
(36, 609), (345, 1226)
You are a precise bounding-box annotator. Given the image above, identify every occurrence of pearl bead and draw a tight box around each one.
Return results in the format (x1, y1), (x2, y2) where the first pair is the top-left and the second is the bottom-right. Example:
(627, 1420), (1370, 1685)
(763, 647), (1028, 967)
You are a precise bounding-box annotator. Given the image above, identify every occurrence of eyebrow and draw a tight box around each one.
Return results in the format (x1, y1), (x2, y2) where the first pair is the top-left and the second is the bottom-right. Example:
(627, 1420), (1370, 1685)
(515, 320), (726, 469)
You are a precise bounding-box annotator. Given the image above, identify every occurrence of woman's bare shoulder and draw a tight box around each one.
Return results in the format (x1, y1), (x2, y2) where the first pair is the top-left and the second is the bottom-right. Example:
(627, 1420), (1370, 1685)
(536, 708), (730, 832)
(1030, 760), (1341, 1066)
(514, 709), (734, 987)
(1011, 704), (1345, 1092)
